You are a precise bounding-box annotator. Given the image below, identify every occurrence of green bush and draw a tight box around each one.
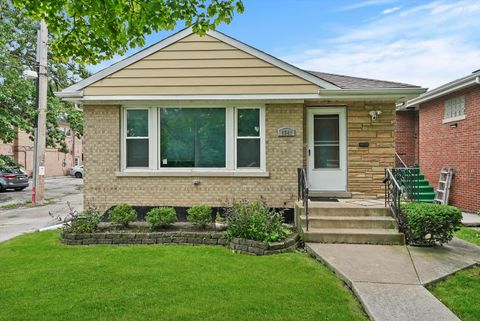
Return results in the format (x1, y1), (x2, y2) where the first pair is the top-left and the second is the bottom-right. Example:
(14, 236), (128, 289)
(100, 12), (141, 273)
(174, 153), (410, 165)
(108, 204), (137, 227)
(146, 207), (177, 230)
(225, 201), (288, 243)
(401, 202), (462, 246)
(63, 207), (101, 233)
(187, 205), (212, 228)
(0, 155), (21, 170)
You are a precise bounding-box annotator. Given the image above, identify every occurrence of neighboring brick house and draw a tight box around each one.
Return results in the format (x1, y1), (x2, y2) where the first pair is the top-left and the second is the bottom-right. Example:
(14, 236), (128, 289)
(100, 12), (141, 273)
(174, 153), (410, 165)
(56, 28), (425, 212)
(397, 70), (480, 212)
(0, 123), (83, 177)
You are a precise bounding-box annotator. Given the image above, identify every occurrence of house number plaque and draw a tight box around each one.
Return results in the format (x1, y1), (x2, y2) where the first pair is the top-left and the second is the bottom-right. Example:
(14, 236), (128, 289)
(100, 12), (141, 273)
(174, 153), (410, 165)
(277, 127), (295, 137)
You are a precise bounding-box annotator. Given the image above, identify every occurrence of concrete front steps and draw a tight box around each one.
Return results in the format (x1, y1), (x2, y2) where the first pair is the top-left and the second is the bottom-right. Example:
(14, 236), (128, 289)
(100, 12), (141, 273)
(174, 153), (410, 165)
(296, 202), (405, 245)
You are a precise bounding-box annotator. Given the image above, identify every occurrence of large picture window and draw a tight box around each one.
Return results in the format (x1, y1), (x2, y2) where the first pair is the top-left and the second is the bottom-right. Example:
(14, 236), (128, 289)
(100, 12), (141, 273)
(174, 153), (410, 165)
(122, 106), (264, 172)
(160, 108), (226, 168)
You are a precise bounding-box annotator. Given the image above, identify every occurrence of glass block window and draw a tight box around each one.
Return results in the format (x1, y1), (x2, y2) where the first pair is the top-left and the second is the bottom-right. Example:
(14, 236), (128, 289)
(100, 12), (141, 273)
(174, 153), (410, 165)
(444, 96), (465, 119)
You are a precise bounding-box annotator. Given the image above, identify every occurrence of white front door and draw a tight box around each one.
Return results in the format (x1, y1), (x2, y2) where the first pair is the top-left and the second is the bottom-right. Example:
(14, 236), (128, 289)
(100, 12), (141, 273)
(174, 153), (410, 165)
(307, 107), (347, 191)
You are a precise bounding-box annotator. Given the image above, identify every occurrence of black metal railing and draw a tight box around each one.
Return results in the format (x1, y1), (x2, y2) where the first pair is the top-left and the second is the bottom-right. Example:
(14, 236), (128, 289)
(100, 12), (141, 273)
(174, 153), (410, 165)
(384, 168), (406, 233)
(297, 168), (309, 231)
(394, 153), (419, 202)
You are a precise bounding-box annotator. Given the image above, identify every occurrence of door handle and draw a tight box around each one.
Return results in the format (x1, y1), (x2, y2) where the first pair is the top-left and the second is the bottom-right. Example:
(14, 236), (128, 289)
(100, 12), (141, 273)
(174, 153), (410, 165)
(308, 149), (311, 156)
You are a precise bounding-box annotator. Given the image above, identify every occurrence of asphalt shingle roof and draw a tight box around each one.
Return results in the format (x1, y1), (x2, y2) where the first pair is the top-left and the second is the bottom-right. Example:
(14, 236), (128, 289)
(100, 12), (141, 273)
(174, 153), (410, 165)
(305, 70), (421, 89)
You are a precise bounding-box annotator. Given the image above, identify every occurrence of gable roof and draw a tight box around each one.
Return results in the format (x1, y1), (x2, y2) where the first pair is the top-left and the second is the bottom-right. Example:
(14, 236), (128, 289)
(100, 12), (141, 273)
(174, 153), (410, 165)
(306, 71), (420, 90)
(404, 69), (480, 108)
(60, 27), (340, 96)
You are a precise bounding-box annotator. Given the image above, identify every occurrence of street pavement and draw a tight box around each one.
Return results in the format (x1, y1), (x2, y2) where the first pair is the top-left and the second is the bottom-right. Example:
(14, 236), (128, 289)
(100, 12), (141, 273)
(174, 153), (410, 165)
(0, 176), (83, 242)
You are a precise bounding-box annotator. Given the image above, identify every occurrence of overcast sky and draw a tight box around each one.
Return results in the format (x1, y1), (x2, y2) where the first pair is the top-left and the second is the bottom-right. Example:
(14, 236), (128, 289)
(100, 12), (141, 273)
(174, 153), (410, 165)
(89, 0), (480, 89)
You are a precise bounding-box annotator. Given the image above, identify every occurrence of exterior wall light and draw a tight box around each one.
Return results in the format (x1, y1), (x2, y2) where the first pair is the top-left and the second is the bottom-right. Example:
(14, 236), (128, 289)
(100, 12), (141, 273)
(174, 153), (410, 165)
(368, 110), (382, 121)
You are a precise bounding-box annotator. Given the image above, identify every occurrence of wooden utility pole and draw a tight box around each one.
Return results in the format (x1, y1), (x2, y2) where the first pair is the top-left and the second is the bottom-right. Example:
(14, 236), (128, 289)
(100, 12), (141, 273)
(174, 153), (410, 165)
(32, 19), (48, 206)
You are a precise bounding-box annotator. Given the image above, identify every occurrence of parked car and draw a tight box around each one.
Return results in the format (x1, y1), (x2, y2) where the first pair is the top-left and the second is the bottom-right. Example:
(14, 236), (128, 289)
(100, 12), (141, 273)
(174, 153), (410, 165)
(69, 165), (84, 178)
(0, 168), (29, 192)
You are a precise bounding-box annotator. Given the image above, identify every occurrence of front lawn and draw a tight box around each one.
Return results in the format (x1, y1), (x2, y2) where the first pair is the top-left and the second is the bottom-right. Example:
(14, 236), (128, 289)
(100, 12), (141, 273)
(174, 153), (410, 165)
(428, 266), (480, 321)
(0, 231), (367, 321)
(455, 227), (480, 246)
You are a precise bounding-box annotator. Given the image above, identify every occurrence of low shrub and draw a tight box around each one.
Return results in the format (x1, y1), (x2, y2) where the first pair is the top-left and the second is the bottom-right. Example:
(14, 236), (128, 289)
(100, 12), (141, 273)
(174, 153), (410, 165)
(62, 206), (102, 233)
(187, 205), (212, 228)
(108, 204), (137, 227)
(146, 207), (177, 230)
(225, 201), (288, 243)
(401, 202), (462, 246)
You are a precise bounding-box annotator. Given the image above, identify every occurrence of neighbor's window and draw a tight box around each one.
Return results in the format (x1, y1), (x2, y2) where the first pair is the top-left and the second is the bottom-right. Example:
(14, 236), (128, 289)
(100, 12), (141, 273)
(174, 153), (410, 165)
(126, 109), (149, 167)
(444, 96), (465, 120)
(160, 108), (226, 168)
(237, 108), (260, 168)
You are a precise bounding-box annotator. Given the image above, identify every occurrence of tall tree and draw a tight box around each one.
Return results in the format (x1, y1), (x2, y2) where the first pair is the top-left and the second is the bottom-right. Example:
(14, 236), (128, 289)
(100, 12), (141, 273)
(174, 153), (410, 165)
(12, 0), (245, 64)
(0, 0), (89, 152)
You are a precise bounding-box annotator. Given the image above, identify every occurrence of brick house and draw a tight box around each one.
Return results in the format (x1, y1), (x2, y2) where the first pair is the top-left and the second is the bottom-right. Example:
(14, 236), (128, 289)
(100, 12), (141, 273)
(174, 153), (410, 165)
(397, 70), (480, 212)
(0, 122), (83, 177)
(56, 28), (425, 213)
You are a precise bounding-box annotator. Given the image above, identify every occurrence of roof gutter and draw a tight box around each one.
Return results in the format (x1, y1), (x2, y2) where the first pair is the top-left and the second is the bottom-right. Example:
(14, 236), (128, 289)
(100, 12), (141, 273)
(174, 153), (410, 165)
(54, 90), (84, 99)
(405, 74), (480, 108)
(318, 87), (426, 102)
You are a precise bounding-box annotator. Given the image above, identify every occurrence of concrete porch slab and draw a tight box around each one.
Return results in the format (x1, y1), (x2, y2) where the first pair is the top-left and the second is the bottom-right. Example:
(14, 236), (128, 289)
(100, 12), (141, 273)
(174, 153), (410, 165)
(408, 238), (480, 284)
(352, 282), (460, 321)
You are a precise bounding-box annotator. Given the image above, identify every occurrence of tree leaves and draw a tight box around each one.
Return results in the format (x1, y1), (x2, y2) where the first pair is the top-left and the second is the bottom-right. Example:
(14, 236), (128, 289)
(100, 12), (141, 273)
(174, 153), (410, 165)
(0, 0), (89, 152)
(12, 0), (245, 64)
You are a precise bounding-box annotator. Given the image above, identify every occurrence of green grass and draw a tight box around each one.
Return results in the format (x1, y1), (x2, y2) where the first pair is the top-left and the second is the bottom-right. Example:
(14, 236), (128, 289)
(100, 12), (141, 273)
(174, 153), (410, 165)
(455, 227), (480, 246)
(0, 231), (367, 321)
(428, 266), (480, 321)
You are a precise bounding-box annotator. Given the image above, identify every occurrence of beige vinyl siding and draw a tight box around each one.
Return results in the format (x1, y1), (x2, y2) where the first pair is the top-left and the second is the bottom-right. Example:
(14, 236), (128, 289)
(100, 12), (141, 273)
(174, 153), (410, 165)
(84, 34), (319, 96)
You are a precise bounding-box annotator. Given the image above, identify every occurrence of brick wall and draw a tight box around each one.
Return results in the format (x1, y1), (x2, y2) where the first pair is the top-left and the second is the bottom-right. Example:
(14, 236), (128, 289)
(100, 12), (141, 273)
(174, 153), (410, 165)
(395, 110), (418, 167)
(0, 127), (82, 176)
(419, 86), (480, 212)
(83, 104), (304, 212)
(84, 101), (396, 211)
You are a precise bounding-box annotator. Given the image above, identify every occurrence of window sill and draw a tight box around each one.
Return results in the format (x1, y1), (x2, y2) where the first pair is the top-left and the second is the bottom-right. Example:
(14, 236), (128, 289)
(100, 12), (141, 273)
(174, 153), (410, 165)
(442, 115), (466, 124)
(115, 170), (270, 177)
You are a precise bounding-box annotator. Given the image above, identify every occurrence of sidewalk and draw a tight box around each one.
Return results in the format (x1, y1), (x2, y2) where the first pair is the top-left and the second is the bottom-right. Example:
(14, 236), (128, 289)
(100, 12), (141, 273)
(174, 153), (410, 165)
(462, 212), (480, 227)
(306, 238), (480, 321)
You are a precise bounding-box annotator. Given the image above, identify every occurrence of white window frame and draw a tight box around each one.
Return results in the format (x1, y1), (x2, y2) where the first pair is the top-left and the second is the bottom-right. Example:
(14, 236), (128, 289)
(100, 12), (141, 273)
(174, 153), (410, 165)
(234, 107), (266, 171)
(119, 105), (266, 175)
(443, 96), (466, 123)
(122, 107), (157, 170)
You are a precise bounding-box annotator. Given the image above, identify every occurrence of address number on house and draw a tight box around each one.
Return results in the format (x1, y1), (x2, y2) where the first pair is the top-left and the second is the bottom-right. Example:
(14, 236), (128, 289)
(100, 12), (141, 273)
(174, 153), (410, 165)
(277, 127), (295, 137)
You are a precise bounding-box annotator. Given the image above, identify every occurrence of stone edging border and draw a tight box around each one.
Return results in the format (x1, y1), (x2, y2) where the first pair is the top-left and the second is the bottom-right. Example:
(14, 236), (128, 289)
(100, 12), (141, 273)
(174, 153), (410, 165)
(61, 231), (301, 256)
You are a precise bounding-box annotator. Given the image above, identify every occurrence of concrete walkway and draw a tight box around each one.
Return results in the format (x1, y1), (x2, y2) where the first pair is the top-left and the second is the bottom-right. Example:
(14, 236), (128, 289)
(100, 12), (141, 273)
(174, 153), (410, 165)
(463, 212), (480, 227)
(306, 238), (480, 321)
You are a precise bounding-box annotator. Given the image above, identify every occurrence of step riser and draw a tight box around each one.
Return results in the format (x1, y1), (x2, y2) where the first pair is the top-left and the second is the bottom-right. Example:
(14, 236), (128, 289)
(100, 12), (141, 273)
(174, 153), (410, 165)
(302, 218), (396, 229)
(304, 232), (405, 245)
(297, 208), (391, 217)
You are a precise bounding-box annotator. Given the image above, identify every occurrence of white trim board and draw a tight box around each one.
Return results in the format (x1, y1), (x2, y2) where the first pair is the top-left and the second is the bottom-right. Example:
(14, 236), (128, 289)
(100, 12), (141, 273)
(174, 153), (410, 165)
(59, 28), (340, 96)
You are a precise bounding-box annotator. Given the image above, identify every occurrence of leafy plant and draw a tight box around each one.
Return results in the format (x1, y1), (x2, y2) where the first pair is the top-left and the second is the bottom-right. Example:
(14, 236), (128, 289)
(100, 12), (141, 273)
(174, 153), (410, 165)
(108, 204), (137, 228)
(146, 207), (177, 230)
(187, 205), (212, 228)
(50, 203), (101, 233)
(0, 155), (21, 171)
(401, 202), (462, 246)
(225, 201), (288, 243)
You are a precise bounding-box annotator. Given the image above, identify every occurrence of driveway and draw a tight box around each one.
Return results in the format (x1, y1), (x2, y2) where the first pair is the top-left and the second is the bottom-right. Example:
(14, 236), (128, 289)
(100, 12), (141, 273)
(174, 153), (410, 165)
(0, 176), (83, 243)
